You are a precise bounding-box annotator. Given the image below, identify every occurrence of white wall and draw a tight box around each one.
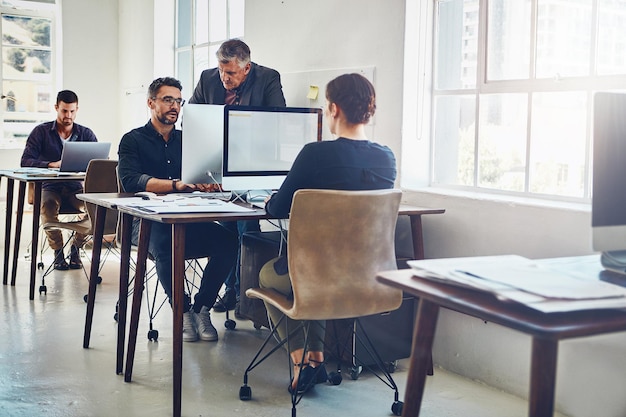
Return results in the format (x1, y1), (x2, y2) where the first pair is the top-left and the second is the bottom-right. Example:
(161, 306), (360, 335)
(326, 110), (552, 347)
(24, 1), (625, 416)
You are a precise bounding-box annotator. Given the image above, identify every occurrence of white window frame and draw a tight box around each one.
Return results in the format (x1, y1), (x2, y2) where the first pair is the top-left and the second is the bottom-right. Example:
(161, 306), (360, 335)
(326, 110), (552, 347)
(174, 0), (244, 98)
(0, 0), (58, 149)
(403, 0), (626, 203)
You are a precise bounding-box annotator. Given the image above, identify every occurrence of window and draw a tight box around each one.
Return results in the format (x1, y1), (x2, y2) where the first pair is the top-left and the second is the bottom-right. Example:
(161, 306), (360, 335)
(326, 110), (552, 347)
(0, 0), (57, 149)
(175, 0), (245, 98)
(429, 0), (626, 200)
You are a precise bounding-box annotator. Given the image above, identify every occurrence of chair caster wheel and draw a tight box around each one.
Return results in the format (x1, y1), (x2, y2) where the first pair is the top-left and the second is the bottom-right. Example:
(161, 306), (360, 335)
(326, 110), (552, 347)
(253, 322), (262, 330)
(97, 276), (103, 284)
(39, 285), (47, 295)
(83, 294), (88, 303)
(147, 329), (159, 341)
(239, 385), (252, 400)
(350, 365), (362, 380)
(37, 262), (44, 270)
(225, 319), (236, 330)
(391, 400), (404, 416)
(328, 371), (342, 385)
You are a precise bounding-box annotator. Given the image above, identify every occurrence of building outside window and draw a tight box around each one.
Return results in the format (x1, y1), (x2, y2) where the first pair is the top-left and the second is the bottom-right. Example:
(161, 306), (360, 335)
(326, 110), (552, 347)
(0, 0), (57, 149)
(430, 0), (626, 201)
(175, 0), (244, 98)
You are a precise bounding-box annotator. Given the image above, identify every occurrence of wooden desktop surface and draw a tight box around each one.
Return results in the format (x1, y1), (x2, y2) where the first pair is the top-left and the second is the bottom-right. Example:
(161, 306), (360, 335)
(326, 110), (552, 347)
(377, 257), (626, 417)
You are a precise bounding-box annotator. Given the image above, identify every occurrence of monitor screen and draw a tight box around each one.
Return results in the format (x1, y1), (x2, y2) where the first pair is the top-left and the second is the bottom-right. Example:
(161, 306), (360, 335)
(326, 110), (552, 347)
(592, 92), (626, 251)
(181, 104), (225, 184)
(222, 105), (323, 191)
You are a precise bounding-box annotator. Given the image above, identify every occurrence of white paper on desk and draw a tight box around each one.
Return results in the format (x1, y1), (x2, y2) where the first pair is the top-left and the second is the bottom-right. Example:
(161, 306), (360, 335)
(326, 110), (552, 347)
(124, 197), (254, 213)
(408, 255), (626, 312)
(458, 262), (626, 300)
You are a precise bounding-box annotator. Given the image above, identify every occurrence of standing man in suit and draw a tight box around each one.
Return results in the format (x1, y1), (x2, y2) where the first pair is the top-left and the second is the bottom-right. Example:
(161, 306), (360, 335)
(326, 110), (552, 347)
(189, 38), (286, 107)
(189, 38), (286, 315)
(20, 90), (98, 270)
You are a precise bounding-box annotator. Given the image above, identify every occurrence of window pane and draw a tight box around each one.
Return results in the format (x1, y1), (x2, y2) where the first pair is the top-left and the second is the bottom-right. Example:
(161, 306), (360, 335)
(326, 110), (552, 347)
(195, 0), (208, 45)
(535, 0), (592, 79)
(486, 0), (531, 80)
(529, 92), (587, 197)
(193, 45), (209, 86)
(177, 0), (192, 47)
(2, 80), (52, 148)
(3, 47), (50, 78)
(433, 95), (476, 186)
(435, 0), (478, 90)
(209, 0), (227, 42)
(177, 50), (192, 99)
(2, 15), (50, 47)
(477, 94), (528, 191)
(228, 0), (245, 38)
(597, 0), (626, 75)
(2, 80), (51, 112)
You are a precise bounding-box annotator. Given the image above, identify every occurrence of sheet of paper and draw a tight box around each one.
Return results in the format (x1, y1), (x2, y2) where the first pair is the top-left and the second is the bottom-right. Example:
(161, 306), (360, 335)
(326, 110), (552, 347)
(94, 196), (254, 213)
(407, 255), (626, 313)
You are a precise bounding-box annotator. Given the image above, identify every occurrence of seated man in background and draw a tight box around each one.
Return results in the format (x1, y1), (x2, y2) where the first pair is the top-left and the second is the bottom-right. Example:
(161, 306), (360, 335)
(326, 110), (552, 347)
(189, 38), (286, 315)
(118, 76), (238, 342)
(20, 89), (98, 270)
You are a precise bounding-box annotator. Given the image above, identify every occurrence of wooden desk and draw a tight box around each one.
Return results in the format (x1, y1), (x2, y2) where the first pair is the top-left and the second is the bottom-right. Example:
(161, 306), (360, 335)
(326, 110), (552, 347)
(376, 259), (626, 417)
(2, 171), (84, 299)
(78, 192), (444, 417)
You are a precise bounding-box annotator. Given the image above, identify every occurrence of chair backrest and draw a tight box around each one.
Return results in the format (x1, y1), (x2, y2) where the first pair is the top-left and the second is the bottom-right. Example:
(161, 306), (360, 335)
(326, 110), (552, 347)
(287, 188), (403, 320)
(84, 159), (119, 235)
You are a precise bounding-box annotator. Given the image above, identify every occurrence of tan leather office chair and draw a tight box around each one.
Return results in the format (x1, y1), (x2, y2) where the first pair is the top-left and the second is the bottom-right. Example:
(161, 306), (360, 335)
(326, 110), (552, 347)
(41, 159), (119, 296)
(240, 188), (405, 416)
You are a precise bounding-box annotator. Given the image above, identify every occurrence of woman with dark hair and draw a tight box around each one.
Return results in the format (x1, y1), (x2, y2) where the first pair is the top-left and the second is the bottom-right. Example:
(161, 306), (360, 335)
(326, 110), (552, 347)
(259, 73), (397, 394)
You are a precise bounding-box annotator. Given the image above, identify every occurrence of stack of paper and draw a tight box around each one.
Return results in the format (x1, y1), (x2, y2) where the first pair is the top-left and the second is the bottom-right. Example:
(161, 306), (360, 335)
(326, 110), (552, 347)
(407, 255), (626, 313)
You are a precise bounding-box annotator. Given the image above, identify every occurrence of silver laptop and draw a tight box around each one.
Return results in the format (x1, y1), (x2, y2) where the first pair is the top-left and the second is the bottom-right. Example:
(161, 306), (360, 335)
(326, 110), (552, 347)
(59, 141), (111, 172)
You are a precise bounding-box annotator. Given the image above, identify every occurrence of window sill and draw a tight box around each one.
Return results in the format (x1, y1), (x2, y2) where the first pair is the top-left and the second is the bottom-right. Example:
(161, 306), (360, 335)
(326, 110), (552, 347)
(402, 186), (590, 213)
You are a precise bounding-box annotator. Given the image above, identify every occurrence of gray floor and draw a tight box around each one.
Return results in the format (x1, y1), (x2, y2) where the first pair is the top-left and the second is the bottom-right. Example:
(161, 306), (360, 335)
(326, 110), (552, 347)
(0, 246), (568, 417)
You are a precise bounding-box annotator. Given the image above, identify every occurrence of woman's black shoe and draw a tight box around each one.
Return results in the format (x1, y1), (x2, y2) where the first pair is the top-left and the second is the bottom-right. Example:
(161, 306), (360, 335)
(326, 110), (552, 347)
(288, 364), (315, 395)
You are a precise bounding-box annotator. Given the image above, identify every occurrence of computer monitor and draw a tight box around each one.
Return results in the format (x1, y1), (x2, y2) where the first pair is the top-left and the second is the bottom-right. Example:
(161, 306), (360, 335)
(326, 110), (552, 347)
(222, 105), (323, 191)
(592, 92), (626, 252)
(181, 104), (225, 184)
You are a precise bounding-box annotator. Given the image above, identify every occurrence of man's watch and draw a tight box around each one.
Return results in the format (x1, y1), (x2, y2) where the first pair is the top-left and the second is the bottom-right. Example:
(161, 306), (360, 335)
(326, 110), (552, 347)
(172, 179), (179, 191)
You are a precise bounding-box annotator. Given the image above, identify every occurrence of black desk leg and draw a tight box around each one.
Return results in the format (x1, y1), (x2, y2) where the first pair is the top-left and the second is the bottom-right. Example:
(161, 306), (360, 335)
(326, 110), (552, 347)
(83, 205), (106, 349)
(172, 223), (186, 417)
(529, 338), (558, 417)
(125, 218), (151, 383)
(11, 182), (26, 287)
(402, 299), (439, 417)
(116, 213), (133, 374)
(3, 178), (14, 285)
(28, 182), (42, 299)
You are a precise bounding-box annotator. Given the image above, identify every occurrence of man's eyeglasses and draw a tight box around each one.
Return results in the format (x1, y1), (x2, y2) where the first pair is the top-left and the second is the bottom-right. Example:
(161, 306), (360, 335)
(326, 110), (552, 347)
(152, 96), (185, 107)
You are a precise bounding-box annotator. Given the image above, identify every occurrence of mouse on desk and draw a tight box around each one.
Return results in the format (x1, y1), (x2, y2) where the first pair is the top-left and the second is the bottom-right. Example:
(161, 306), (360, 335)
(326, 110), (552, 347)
(135, 191), (157, 200)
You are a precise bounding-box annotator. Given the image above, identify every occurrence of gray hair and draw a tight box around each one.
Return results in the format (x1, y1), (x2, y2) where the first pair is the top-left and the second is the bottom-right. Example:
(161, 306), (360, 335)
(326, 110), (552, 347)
(216, 39), (251, 69)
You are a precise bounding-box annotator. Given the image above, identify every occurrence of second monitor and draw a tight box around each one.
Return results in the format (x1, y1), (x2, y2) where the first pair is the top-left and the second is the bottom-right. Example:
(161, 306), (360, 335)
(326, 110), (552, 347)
(222, 105), (323, 191)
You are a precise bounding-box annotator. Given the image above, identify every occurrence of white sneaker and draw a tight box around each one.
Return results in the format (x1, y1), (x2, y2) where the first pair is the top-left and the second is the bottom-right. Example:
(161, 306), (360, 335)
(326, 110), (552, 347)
(193, 306), (218, 341)
(182, 311), (198, 342)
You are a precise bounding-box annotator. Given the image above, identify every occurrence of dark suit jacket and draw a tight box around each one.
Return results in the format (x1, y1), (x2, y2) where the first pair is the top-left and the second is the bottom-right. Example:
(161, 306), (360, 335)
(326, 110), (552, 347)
(188, 62), (286, 107)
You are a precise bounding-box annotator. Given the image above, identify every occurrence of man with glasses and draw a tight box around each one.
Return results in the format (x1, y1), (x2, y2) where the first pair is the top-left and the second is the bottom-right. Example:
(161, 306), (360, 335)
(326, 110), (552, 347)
(189, 38), (286, 316)
(118, 76), (238, 342)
